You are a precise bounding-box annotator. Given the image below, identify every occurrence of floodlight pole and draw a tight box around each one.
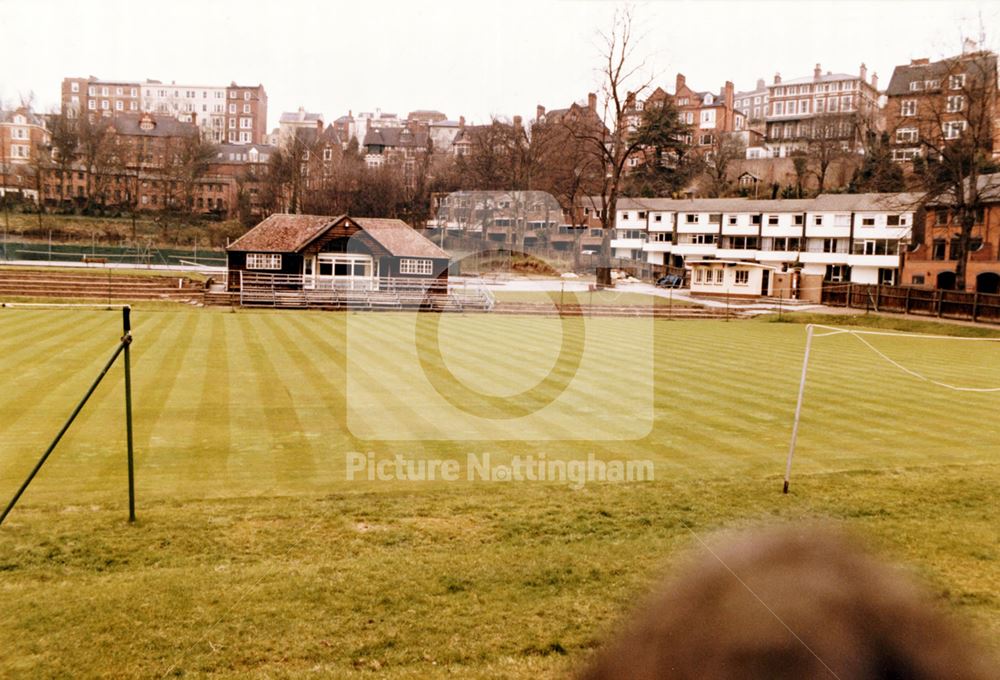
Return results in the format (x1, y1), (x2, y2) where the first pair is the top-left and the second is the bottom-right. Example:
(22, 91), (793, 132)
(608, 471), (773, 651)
(783, 324), (814, 494)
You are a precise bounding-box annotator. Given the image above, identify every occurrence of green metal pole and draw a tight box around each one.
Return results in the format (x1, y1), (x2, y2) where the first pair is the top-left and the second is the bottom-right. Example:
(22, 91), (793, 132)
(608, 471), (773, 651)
(123, 306), (135, 522)
(0, 337), (127, 526)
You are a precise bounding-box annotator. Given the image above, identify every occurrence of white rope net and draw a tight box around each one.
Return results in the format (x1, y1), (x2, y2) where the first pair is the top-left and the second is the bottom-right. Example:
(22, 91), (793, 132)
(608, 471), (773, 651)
(809, 324), (1000, 393)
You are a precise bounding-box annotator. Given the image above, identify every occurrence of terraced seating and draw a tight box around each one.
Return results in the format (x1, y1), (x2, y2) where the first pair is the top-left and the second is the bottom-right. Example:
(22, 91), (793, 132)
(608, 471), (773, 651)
(0, 268), (205, 303)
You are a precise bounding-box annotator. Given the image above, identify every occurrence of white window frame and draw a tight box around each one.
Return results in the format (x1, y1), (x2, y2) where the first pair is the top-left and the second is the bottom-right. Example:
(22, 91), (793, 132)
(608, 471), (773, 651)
(399, 258), (434, 275)
(246, 253), (282, 270)
(734, 270), (749, 285)
(901, 100), (917, 117)
(943, 120), (966, 140)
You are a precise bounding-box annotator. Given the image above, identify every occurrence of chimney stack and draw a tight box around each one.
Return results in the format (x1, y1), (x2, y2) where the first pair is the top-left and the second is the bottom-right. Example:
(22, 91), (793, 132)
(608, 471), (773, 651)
(723, 81), (734, 110)
(513, 114), (522, 129)
(859, 62), (868, 82)
(317, 119), (323, 133)
(911, 58), (929, 66)
(756, 78), (765, 90)
(587, 92), (597, 111)
(459, 115), (465, 127)
(676, 73), (686, 93)
(536, 104), (545, 121)
(814, 63), (822, 80)
(871, 72), (879, 90)
(774, 72), (782, 85)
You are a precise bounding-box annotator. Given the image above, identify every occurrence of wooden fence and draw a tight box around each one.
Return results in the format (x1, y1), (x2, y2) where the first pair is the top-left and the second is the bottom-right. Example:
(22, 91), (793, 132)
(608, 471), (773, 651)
(821, 283), (1000, 324)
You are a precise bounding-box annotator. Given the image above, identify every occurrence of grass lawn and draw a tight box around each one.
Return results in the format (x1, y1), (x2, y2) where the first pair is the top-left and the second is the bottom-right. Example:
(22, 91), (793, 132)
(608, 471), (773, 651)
(0, 307), (997, 677)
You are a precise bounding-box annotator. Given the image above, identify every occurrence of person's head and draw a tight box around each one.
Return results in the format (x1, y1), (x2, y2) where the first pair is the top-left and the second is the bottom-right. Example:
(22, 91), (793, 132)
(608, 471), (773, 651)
(579, 525), (993, 680)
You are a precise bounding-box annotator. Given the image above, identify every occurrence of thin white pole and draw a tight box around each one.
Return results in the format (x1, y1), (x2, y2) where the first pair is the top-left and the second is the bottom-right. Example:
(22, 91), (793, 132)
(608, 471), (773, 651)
(784, 324), (814, 494)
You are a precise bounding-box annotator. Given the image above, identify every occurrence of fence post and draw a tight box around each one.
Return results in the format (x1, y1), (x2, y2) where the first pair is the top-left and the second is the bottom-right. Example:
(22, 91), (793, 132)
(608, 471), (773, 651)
(972, 292), (979, 322)
(874, 284), (880, 310)
(936, 289), (943, 317)
(904, 286), (912, 315)
(848, 283), (854, 309)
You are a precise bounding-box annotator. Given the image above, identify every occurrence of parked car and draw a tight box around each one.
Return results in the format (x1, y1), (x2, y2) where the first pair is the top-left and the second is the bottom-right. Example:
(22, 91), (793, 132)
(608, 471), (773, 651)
(655, 274), (684, 289)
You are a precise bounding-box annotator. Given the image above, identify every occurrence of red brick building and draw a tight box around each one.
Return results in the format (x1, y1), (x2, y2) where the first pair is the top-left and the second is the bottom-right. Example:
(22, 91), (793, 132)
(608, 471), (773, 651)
(884, 49), (998, 162)
(0, 108), (51, 201)
(902, 173), (1000, 293)
(224, 83), (268, 145)
(62, 77), (141, 118)
(61, 76), (269, 146)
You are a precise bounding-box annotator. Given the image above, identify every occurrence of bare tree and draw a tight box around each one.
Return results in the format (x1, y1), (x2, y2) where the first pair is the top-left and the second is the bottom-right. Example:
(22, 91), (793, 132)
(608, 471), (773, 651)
(47, 110), (79, 209)
(908, 48), (998, 290)
(704, 133), (747, 197)
(804, 112), (859, 193)
(76, 115), (116, 213)
(569, 6), (654, 285)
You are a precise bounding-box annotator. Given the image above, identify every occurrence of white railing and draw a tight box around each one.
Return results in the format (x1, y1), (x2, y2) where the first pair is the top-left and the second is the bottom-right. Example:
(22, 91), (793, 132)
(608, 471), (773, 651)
(238, 272), (494, 311)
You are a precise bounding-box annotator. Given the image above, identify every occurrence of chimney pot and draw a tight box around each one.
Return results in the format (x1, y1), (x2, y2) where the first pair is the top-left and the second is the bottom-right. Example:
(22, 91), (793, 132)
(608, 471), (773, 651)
(814, 63), (821, 80)
(774, 72), (781, 84)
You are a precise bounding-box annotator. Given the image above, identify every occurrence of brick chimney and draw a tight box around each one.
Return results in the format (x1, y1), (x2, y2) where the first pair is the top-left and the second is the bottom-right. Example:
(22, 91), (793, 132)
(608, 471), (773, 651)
(723, 81), (734, 110)
(859, 62), (868, 82)
(813, 63), (822, 80)
(317, 119), (323, 133)
(774, 72), (782, 85)
(676, 73), (686, 93)
(513, 114), (522, 129)
(871, 72), (879, 90)
(459, 115), (465, 127)
(587, 92), (597, 111)
(756, 78), (765, 90)
(911, 58), (930, 66)
(536, 104), (545, 121)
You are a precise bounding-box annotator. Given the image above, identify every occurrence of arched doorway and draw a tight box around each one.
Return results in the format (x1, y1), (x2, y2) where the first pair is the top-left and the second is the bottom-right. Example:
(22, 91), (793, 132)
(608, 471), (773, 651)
(936, 271), (957, 290)
(976, 271), (1000, 295)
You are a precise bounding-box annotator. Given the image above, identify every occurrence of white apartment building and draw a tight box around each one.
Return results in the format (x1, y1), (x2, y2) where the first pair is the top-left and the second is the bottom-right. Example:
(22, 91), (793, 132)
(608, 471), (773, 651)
(611, 194), (919, 300)
(141, 83), (228, 142)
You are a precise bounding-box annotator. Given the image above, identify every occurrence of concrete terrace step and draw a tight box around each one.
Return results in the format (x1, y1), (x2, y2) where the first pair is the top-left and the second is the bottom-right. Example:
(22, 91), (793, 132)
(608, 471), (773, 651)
(0, 269), (205, 302)
(0, 273), (202, 289)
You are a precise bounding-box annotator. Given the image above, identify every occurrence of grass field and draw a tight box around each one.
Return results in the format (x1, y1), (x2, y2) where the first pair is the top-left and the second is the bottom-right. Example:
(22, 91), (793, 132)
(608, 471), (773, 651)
(0, 307), (997, 677)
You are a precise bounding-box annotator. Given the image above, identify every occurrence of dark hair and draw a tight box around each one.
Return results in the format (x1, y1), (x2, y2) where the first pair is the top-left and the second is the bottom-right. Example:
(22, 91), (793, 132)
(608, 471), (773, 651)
(579, 525), (993, 680)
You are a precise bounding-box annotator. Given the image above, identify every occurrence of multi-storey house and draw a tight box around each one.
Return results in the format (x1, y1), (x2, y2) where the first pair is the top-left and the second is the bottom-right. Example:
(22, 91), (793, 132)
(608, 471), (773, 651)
(902, 173), (1000, 293)
(764, 64), (880, 158)
(140, 82), (228, 142)
(224, 83), (268, 145)
(62, 77), (268, 145)
(884, 46), (998, 162)
(611, 194), (918, 300)
(0, 107), (52, 201)
(62, 77), (141, 118)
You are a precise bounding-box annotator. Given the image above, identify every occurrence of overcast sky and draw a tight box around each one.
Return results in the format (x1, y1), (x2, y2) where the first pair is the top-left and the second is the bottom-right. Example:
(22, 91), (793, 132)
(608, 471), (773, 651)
(2, 0), (998, 131)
